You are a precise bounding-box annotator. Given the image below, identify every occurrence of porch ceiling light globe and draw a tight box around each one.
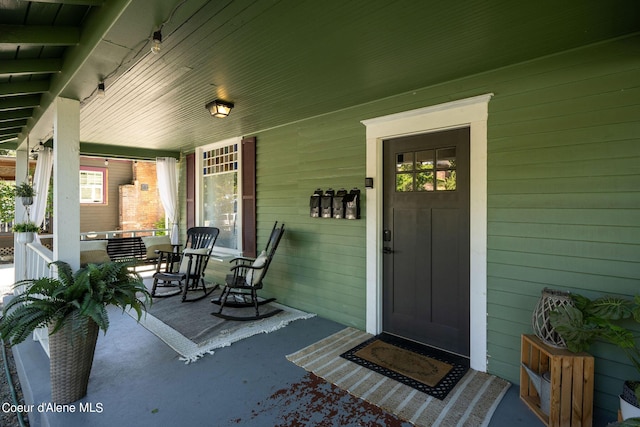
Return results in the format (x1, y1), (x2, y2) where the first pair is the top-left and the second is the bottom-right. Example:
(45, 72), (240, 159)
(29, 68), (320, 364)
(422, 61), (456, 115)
(205, 99), (234, 118)
(151, 30), (162, 54)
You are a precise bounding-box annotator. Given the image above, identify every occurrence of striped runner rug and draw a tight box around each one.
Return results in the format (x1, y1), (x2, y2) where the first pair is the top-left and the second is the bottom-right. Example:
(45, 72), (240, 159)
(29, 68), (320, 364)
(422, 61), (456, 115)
(286, 327), (510, 427)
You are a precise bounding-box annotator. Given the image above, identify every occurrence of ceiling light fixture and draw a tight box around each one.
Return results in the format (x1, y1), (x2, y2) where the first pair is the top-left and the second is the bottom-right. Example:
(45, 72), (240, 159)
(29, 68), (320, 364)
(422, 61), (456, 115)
(205, 99), (234, 118)
(151, 30), (162, 54)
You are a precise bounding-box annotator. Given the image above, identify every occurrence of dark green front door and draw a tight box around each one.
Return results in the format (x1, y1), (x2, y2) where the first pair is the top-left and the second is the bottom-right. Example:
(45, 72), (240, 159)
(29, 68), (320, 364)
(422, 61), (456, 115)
(382, 127), (470, 356)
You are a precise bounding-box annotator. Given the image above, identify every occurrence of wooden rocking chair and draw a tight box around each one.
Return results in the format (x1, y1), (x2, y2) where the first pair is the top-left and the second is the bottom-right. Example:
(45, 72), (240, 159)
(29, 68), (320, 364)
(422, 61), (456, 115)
(151, 227), (219, 302)
(211, 222), (284, 320)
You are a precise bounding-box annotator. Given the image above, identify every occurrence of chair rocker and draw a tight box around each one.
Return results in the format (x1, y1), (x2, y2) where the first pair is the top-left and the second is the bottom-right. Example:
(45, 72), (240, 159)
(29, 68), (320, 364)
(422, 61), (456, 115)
(151, 227), (220, 302)
(212, 222), (284, 321)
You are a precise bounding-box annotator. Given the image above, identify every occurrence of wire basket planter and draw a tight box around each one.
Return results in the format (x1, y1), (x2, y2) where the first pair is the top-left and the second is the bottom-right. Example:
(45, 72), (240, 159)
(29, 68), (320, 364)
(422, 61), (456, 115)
(531, 288), (574, 349)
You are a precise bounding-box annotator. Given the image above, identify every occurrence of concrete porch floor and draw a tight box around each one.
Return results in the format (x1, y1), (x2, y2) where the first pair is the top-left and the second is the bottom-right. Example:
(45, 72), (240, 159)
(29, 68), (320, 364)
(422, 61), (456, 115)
(1, 265), (608, 426)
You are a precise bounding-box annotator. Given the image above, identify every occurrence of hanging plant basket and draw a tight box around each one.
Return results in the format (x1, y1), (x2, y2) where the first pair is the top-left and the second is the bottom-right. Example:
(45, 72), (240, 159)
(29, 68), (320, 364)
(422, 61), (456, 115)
(13, 222), (39, 243)
(531, 288), (574, 348)
(16, 232), (34, 245)
(15, 182), (35, 205)
(49, 315), (99, 404)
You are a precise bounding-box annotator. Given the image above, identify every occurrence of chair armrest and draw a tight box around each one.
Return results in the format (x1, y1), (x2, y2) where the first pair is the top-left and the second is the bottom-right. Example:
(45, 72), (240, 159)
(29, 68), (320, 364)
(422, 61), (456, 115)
(229, 256), (255, 264)
(230, 263), (266, 272)
(182, 252), (210, 260)
(155, 249), (176, 255)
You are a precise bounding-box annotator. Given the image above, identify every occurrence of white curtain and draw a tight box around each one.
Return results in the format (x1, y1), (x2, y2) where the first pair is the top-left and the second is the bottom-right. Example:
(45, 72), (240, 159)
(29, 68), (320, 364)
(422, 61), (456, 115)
(31, 147), (53, 228)
(156, 157), (180, 245)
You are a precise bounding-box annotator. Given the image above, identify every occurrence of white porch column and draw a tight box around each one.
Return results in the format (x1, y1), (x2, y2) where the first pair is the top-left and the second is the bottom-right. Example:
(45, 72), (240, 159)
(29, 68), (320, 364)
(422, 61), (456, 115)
(53, 97), (80, 271)
(14, 149), (29, 282)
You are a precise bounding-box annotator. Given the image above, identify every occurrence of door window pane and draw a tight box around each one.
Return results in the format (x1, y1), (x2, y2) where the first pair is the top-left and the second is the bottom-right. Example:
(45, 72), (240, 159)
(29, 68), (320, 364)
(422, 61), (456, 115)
(396, 173), (413, 192)
(436, 147), (456, 169)
(396, 152), (414, 172)
(415, 150), (434, 170)
(436, 147), (456, 191)
(416, 171), (434, 191)
(436, 170), (456, 191)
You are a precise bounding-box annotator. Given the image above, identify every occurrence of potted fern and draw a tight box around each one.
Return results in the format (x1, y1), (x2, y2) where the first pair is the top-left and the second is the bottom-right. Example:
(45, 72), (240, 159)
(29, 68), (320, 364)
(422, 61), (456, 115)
(550, 294), (640, 420)
(0, 261), (150, 403)
(15, 182), (35, 206)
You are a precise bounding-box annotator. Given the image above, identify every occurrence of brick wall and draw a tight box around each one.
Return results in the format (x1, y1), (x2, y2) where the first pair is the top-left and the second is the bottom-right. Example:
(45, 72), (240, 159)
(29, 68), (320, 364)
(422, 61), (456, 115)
(119, 161), (165, 232)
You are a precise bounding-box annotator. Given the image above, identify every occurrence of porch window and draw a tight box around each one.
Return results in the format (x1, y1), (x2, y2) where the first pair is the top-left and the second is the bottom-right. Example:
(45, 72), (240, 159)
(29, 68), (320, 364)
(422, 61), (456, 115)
(199, 139), (241, 251)
(79, 167), (106, 204)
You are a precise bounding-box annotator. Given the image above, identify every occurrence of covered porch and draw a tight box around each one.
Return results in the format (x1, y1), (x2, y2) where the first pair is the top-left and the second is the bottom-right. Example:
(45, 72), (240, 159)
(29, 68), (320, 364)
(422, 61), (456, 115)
(1, 0), (639, 423)
(0, 263), (607, 425)
(7, 288), (544, 427)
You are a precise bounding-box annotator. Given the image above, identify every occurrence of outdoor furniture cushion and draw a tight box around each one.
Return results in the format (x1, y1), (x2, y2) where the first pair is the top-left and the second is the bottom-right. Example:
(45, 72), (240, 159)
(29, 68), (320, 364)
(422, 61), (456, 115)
(142, 235), (173, 259)
(246, 250), (268, 286)
(178, 248), (210, 275)
(212, 222), (285, 321)
(80, 240), (110, 266)
(152, 227), (219, 302)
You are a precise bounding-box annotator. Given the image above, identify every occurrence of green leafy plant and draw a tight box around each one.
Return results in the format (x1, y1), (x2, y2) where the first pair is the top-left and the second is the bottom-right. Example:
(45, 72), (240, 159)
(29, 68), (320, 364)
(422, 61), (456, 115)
(12, 222), (40, 233)
(0, 261), (151, 345)
(0, 181), (15, 224)
(550, 294), (640, 366)
(607, 417), (640, 426)
(550, 294), (640, 403)
(14, 182), (35, 198)
(154, 217), (167, 236)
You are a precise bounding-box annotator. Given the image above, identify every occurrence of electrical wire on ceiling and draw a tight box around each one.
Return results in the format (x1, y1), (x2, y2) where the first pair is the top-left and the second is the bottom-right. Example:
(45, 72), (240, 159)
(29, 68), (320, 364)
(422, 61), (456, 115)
(80, 0), (191, 106)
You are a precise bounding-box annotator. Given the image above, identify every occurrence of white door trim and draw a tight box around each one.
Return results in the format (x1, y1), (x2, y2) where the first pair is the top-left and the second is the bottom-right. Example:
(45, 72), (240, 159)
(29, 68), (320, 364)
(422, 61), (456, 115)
(361, 93), (492, 372)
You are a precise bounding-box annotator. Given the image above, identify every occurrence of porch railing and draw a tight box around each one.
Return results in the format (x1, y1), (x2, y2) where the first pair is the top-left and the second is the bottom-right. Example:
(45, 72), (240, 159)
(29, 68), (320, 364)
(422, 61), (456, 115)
(14, 235), (56, 357)
(17, 228), (168, 357)
(80, 228), (169, 240)
(17, 229), (169, 283)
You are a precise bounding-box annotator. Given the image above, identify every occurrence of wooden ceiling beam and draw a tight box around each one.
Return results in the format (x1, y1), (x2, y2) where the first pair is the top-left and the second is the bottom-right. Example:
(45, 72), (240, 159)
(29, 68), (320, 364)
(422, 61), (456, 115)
(0, 120), (28, 130)
(16, 0), (133, 147)
(0, 110), (34, 122)
(0, 59), (62, 77)
(20, 0), (103, 5)
(80, 143), (180, 161)
(0, 129), (20, 138)
(0, 81), (50, 97)
(0, 25), (80, 46)
(0, 96), (41, 112)
(0, 137), (18, 147)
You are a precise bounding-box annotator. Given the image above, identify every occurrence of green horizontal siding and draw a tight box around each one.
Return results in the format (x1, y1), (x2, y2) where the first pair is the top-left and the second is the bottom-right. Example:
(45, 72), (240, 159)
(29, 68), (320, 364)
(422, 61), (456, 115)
(180, 34), (640, 417)
(484, 37), (640, 418)
(253, 116), (367, 328)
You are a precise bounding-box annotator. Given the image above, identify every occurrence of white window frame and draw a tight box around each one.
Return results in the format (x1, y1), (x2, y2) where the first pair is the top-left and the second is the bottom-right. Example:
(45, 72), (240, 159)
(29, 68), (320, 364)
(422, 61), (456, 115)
(196, 137), (243, 255)
(79, 167), (106, 204)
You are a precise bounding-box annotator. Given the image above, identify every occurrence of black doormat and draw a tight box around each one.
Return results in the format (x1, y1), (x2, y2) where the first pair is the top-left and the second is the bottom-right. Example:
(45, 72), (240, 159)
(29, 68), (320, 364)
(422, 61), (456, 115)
(340, 333), (469, 400)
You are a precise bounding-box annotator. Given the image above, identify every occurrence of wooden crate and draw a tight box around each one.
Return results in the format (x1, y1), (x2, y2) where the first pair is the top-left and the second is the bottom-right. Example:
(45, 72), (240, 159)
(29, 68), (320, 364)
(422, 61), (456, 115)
(520, 334), (594, 427)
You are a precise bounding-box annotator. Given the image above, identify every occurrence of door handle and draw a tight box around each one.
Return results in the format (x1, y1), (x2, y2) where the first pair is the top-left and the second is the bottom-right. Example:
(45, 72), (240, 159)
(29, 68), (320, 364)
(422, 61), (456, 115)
(383, 246), (394, 254)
